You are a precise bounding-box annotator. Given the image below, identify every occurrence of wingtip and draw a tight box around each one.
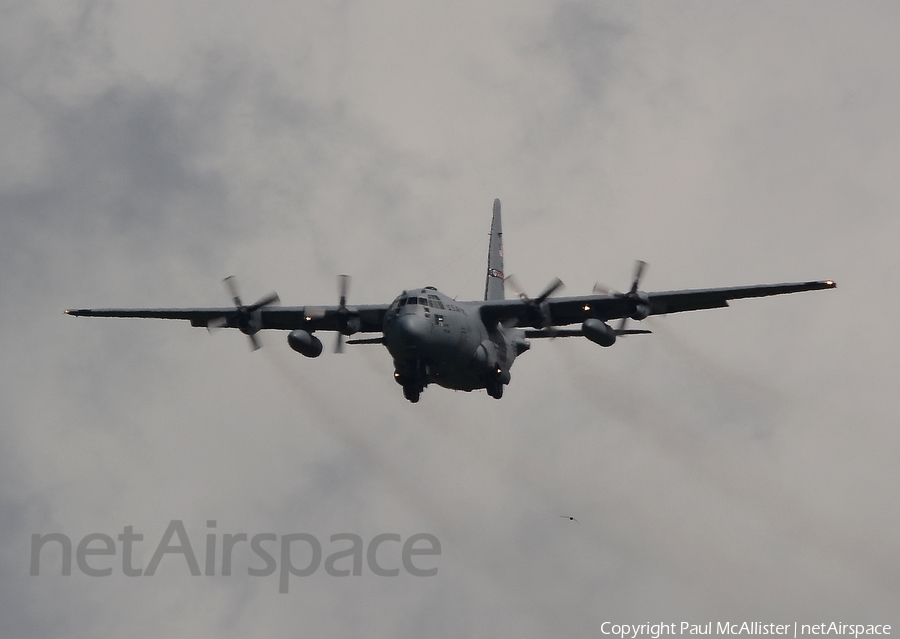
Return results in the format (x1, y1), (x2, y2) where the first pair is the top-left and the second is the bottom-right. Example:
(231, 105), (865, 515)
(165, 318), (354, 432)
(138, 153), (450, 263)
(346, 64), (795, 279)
(825, 280), (836, 288)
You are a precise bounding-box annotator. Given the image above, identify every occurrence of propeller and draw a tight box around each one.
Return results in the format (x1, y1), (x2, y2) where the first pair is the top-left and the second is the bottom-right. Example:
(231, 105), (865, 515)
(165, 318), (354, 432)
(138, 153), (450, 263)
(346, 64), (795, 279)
(597, 260), (649, 332)
(333, 274), (360, 353)
(504, 275), (565, 328)
(621, 260), (650, 329)
(209, 276), (280, 350)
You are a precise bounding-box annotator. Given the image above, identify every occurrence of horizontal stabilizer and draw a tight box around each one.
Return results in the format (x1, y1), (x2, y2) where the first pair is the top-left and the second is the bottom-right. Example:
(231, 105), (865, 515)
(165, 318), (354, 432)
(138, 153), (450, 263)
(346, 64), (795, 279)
(523, 328), (652, 339)
(346, 336), (385, 345)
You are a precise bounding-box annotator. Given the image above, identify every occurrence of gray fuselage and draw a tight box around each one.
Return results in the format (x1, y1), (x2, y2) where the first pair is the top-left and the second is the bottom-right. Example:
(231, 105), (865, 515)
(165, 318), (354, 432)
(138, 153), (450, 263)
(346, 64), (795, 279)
(382, 287), (525, 393)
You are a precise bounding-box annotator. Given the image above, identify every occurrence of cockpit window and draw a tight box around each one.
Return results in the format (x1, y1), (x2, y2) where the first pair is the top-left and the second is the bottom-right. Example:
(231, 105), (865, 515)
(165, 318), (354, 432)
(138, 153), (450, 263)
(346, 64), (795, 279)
(398, 298), (407, 306)
(418, 297), (428, 306)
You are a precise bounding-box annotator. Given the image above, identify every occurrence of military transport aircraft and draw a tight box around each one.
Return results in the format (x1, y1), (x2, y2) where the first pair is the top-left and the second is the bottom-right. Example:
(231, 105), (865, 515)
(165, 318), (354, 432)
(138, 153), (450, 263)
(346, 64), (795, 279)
(66, 199), (835, 402)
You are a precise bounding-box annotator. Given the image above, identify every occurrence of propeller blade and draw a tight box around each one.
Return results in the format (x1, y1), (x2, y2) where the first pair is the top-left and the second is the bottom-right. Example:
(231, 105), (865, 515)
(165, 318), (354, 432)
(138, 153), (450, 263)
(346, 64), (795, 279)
(629, 260), (647, 294)
(338, 274), (350, 308)
(535, 277), (564, 304)
(334, 332), (345, 354)
(223, 275), (243, 307)
(248, 333), (261, 351)
(504, 274), (528, 300)
(592, 282), (616, 295)
(206, 316), (228, 333)
(505, 275), (564, 303)
(248, 291), (280, 311)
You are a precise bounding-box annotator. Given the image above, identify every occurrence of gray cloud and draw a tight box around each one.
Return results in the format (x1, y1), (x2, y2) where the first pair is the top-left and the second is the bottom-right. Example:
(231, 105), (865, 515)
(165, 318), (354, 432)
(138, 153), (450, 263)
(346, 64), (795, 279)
(3, 1), (899, 637)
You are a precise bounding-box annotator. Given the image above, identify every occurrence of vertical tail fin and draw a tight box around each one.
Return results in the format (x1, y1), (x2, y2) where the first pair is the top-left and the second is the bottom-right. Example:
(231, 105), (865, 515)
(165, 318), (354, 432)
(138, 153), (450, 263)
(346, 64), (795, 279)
(484, 198), (505, 301)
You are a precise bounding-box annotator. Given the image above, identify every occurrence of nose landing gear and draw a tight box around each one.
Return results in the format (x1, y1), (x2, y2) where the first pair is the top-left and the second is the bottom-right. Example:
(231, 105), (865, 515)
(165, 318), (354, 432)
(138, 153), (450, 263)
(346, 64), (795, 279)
(394, 359), (428, 403)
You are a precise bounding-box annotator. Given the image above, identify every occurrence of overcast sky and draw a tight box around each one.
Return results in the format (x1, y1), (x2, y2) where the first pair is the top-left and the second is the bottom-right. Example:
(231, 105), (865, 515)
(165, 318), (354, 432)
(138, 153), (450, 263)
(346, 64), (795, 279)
(3, 1), (899, 637)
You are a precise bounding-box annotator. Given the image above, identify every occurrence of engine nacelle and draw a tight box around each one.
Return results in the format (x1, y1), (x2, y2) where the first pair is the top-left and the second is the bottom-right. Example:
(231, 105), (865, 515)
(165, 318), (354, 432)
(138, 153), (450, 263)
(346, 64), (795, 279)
(473, 339), (511, 377)
(472, 340), (495, 368)
(342, 315), (361, 335)
(582, 318), (617, 347)
(630, 293), (651, 321)
(631, 303), (650, 321)
(287, 329), (323, 358)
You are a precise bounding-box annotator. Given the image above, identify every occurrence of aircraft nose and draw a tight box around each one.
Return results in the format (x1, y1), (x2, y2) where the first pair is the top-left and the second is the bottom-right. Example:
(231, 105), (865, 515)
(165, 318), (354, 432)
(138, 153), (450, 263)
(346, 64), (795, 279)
(393, 313), (431, 349)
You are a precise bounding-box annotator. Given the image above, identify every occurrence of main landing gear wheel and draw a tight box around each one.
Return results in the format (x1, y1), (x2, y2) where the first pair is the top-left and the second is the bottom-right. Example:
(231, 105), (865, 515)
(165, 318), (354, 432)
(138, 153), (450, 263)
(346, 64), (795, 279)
(486, 383), (503, 400)
(402, 385), (421, 403)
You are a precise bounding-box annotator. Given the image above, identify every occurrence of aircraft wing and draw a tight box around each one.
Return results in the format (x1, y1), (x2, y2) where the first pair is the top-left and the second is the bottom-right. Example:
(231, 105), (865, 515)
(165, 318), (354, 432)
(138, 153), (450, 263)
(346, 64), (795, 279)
(65, 304), (391, 333)
(478, 280), (836, 328)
